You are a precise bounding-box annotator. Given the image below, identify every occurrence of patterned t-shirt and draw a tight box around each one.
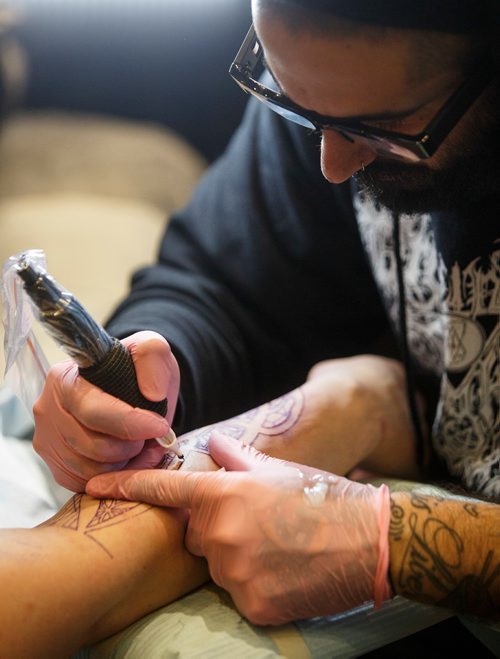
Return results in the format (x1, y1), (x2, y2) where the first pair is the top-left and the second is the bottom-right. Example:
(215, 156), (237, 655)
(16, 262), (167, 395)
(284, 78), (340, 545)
(354, 193), (499, 498)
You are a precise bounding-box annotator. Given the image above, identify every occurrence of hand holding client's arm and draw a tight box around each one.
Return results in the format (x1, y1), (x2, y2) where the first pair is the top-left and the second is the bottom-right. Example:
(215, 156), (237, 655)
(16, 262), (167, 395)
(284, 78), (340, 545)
(2, 352), (415, 656)
(89, 434), (500, 625)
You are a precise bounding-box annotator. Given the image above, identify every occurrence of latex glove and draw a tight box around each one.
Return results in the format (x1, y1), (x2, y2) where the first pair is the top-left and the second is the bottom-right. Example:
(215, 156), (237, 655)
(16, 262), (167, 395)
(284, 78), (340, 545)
(87, 431), (392, 625)
(33, 331), (180, 492)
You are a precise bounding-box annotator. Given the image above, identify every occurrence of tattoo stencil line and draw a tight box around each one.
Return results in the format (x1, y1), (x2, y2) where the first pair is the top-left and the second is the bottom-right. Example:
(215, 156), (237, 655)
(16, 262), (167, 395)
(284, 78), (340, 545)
(181, 389), (305, 455)
(40, 494), (151, 558)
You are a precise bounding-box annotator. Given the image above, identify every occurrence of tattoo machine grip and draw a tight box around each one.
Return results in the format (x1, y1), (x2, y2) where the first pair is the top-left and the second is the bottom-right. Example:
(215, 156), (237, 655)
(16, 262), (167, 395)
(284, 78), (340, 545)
(15, 254), (168, 418)
(79, 338), (168, 417)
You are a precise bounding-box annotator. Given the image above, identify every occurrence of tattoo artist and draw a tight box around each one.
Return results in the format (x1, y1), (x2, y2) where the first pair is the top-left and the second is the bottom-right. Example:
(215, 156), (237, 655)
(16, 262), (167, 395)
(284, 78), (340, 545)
(34, 0), (500, 625)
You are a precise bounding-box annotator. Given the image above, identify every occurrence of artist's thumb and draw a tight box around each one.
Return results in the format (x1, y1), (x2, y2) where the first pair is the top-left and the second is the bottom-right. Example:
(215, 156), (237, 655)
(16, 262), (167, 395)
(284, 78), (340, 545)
(122, 330), (179, 409)
(208, 431), (288, 472)
(86, 468), (223, 510)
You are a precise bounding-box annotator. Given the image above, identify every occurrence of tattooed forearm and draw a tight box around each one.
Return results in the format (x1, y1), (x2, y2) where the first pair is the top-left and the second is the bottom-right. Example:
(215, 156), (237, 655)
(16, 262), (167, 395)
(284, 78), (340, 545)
(389, 491), (500, 619)
(179, 388), (305, 455)
(38, 495), (151, 558)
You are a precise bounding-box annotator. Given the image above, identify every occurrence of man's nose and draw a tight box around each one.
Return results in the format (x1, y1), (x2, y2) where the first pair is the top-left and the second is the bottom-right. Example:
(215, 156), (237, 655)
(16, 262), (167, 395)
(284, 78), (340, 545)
(320, 129), (377, 184)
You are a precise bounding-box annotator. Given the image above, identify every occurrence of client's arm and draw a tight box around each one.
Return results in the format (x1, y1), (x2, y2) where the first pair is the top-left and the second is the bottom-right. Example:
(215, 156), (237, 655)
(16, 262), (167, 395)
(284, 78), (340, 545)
(0, 491), (208, 658)
(0, 375), (331, 658)
(0, 354), (431, 657)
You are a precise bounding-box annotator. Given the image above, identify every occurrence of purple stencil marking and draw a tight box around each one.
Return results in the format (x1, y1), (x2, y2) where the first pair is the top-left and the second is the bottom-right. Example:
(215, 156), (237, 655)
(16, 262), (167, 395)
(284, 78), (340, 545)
(86, 499), (141, 528)
(259, 390), (305, 436)
(234, 409), (259, 423)
(42, 493), (83, 530)
(193, 423), (246, 454)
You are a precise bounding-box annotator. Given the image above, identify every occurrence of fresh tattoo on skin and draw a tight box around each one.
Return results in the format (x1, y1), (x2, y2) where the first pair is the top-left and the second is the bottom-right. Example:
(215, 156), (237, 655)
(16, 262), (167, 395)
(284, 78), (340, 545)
(389, 492), (500, 618)
(179, 388), (305, 456)
(39, 494), (152, 558)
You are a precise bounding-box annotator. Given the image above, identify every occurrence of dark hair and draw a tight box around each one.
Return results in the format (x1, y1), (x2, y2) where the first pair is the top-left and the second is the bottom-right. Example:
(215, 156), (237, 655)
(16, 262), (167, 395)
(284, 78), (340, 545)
(256, 0), (499, 78)
(257, 0), (493, 34)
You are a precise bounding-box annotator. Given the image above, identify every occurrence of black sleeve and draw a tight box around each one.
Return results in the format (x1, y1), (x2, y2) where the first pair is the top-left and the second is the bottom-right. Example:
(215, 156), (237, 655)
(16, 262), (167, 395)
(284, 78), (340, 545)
(105, 98), (393, 432)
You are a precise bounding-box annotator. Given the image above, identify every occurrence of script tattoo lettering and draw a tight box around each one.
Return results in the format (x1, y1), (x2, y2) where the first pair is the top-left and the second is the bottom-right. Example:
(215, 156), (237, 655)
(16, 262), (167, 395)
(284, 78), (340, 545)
(389, 498), (405, 541)
(463, 503), (479, 518)
(39, 495), (151, 558)
(401, 511), (463, 596)
(392, 494), (500, 615)
(409, 493), (433, 514)
(181, 389), (305, 455)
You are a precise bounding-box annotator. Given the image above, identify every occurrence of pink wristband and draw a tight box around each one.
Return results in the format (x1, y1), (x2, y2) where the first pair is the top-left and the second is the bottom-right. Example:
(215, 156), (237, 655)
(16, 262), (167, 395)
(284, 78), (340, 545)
(373, 483), (393, 608)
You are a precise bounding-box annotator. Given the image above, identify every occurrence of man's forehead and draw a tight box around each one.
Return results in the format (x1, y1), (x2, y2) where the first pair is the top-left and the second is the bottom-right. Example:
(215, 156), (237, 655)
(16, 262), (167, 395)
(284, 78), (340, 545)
(254, 15), (467, 119)
(257, 11), (475, 85)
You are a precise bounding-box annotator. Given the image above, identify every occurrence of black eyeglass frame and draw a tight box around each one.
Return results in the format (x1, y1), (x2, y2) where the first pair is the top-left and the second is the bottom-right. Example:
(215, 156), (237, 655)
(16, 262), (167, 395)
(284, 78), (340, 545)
(229, 24), (496, 160)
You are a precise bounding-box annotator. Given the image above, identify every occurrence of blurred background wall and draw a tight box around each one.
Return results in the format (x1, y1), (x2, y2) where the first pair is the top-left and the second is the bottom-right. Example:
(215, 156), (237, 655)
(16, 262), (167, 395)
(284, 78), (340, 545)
(9, 0), (252, 162)
(0, 0), (253, 375)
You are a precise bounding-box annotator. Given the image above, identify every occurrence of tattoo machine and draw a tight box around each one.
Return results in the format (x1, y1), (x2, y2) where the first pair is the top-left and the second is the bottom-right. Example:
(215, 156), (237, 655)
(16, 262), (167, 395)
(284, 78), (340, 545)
(6, 250), (182, 458)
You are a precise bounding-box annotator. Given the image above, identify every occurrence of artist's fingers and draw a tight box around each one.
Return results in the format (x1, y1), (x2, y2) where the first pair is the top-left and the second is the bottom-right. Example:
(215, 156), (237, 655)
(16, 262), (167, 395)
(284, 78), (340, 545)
(208, 431), (288, 472)
(64, 429), (146, 463)
(126, 440), (166, 470)
(87, 468), (226, 510)
(123, 331), (180, 425)
(49, 452), (130, 493)
(208, 432), (327, 481)
(52, 361), (170, 440)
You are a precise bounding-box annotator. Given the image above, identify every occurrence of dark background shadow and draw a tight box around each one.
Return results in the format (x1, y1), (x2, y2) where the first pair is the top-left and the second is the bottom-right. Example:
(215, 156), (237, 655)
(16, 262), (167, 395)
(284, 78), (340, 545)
(12, 0), (252, 162)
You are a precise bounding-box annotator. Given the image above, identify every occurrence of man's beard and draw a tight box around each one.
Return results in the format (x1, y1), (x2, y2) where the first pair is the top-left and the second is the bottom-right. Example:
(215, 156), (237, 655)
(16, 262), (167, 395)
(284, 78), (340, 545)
(354, 88), (500, 215)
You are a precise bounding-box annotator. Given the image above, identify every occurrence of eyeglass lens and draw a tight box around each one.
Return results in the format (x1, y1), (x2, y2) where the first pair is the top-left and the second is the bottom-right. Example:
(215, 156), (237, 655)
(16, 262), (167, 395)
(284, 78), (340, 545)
(258, 92), (423, 161)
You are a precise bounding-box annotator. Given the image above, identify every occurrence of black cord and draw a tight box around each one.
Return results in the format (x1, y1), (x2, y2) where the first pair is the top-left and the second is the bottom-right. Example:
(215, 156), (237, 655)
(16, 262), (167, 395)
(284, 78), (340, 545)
(392, 212), (426, 473)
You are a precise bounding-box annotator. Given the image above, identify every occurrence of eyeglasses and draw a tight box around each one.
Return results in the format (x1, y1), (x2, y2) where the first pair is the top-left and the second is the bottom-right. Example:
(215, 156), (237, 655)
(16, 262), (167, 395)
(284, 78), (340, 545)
(229, 24), (496, 161)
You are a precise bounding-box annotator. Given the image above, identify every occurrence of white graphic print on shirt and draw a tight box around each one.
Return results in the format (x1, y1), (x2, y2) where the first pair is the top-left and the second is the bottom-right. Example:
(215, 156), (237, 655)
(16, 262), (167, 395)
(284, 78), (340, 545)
(354, 195), (499, 498)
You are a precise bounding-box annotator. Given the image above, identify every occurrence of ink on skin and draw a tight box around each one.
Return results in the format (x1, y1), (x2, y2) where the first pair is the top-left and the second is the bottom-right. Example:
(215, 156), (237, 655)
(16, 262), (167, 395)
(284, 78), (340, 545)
(182, 389), (305, 456)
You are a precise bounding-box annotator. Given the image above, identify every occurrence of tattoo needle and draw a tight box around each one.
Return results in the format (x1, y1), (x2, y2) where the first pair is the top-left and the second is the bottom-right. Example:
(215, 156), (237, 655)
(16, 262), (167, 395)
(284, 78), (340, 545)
(156, 428), (184, 460)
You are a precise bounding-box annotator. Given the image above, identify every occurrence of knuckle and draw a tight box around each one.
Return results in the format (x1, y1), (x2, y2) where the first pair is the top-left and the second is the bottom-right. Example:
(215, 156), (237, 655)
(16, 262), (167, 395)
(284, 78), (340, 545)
(32, 396), (46, 421)
(76, 393), (103, 423)
(210, 528), (237, 549)
(221, 561), (251, 587)
(50, 360), (78, 392)
(92, 440), (138, 463)
(31, 430), (47, 457)
(54, 472), (85, 492)
(241, 597), (273, 626)
(34, 362), (73, 411)
(75, 458), (127, 483)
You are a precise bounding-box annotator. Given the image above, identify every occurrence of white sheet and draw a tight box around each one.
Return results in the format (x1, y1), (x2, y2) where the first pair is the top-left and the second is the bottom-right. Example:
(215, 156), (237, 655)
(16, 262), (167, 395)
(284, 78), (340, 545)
(0, 386), (71, 528)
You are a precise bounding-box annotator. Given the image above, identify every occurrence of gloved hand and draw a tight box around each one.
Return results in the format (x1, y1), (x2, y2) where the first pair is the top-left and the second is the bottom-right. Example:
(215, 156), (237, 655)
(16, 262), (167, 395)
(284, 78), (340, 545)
(87, 431), (392, 625)
(33, 331), (180, 492)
